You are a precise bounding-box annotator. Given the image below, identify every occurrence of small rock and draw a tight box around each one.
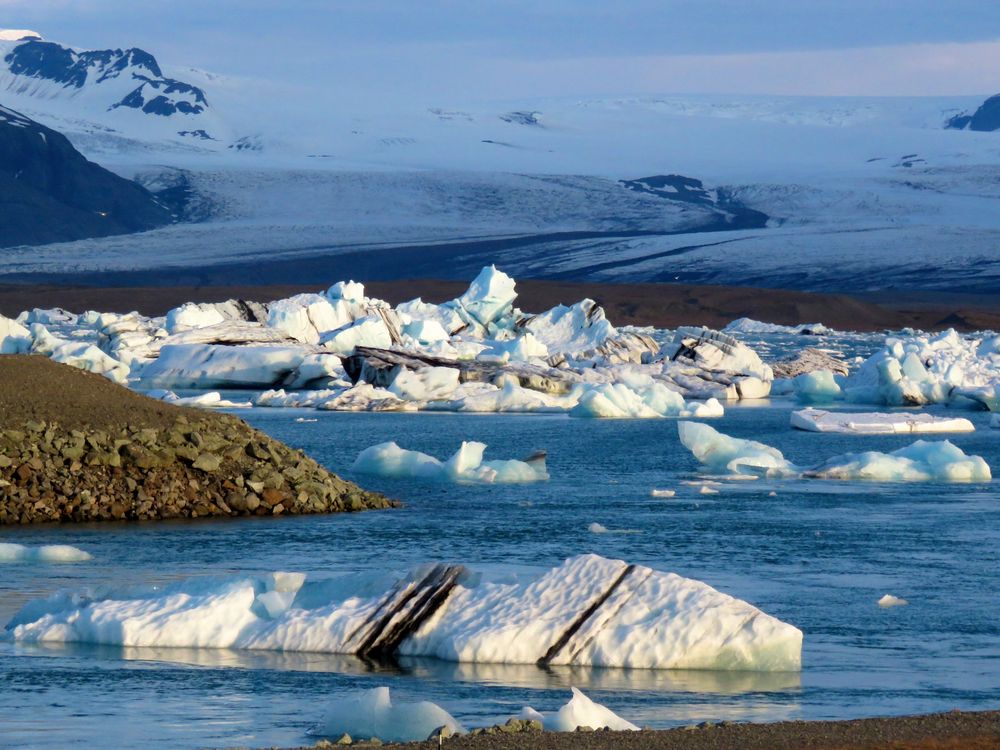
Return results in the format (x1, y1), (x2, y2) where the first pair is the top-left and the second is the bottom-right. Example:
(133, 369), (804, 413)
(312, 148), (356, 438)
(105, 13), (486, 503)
(192, 454), (222, 472)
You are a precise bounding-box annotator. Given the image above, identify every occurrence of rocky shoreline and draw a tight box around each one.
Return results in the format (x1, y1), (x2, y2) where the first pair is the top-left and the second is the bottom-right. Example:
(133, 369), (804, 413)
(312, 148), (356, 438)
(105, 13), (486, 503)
(293, 710), (1000, 750)
(0, 356), (394, 524)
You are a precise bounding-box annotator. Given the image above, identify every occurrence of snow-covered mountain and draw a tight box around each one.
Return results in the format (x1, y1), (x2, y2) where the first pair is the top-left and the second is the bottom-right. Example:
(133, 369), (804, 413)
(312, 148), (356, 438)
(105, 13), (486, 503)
(2, 27), (1000, 295)
(0, 30), (228, 152)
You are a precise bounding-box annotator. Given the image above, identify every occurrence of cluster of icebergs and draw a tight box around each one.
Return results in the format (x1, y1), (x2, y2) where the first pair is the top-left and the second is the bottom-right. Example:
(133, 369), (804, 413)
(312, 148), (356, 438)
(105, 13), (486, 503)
(679, 421), (992, 482)
(0, 266), (769, 417)
(787, 329), (1000, 411)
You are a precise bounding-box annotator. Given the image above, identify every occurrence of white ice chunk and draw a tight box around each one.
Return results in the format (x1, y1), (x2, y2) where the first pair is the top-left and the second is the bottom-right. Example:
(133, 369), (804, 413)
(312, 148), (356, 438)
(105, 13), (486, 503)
(806, 440), (991, 482)
(316, 687), (463, 743)
(140, 344), (306, 389)
(147, 390), (253, 409)
(387, 367), (461, 402)
(321, 315), (392, 355)
(650, 489), (676, 498)
(877, 594), (908, 608)
(30, 324), (129, 384)
(541, 688), (639, 732)
(681, 422), (991, 482)
(267, 294), (352, 344)
(449, 265), (517, 329)
(0, 543), (92, 563)
(523, 300), (617, 356)
(791, 408), (975, 434)
(793, 370), (842, 403)
(352, 441), (548, 483)
(570, 382), (723, 419)
(677, 421), (795, 477)
(164, 302), (228, 333)
(0, 315), (32, 353)
(724, 318), (831, 335)
(588, 522), (608, 534)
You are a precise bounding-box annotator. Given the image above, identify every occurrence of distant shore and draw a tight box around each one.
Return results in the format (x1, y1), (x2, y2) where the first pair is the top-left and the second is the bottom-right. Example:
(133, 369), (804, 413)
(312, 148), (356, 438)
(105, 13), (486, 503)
(292, 710), (1000, 749)
(2, 279), (998, 332)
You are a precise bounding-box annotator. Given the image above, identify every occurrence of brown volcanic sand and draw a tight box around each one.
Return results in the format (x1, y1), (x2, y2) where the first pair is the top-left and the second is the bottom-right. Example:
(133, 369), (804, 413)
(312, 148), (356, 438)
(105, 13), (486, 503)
(0, 353), (190, 431)
(0, 355), (393, 524)
(1, 280), (998, 332)
(294, 711), (1000, 750)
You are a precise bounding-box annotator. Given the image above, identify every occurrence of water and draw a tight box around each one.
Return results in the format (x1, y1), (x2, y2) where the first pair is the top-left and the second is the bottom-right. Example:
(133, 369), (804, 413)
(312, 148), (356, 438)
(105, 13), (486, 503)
(1, 400), (999, 748)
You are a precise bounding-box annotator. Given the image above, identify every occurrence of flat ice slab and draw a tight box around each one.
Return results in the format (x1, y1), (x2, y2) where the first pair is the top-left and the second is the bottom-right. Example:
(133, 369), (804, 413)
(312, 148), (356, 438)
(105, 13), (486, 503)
(791, 408), (975, 434)
(6, 554), (802, 672)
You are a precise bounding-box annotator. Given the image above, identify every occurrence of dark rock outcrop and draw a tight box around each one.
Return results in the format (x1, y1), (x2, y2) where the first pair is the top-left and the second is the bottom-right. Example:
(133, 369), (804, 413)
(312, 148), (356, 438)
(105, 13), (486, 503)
(946, 94), (1000, 132)
(0, 104), (173, 247)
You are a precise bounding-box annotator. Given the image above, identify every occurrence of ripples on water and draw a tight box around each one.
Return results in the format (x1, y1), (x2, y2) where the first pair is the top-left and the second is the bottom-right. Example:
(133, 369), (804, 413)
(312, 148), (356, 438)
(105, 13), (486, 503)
(1, 377), (998, 747)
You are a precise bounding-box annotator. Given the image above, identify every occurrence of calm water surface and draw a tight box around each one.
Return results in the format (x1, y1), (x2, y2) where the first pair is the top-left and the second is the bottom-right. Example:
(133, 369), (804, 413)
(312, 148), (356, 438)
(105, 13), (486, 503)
(1, 399), (998, 748)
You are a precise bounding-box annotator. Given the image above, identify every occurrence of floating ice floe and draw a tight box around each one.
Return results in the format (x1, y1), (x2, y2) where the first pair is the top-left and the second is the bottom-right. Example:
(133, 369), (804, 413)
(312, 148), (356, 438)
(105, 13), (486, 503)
(877, 594), (908, 608)
(145, 389), (253, 409)
(724, 318), (831, 336)
(570, 381), (723, 419)
(650, 489), (675, 498)
(6, 554), (802, 671)
(352, 441), (549, 483)
(0, 543), (92, 563)
(519, 688), (639, 732)
(316, 687), (464, 743)
(679, 422), (991, 482)
(791, 408), (975, 434)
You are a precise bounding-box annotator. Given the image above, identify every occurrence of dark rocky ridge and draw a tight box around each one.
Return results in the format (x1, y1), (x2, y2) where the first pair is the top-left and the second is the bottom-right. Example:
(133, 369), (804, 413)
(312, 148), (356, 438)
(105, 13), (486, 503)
(946, 94), (1000, 131)
(0, 104), (173, 247)
(0, 355), (394, 524)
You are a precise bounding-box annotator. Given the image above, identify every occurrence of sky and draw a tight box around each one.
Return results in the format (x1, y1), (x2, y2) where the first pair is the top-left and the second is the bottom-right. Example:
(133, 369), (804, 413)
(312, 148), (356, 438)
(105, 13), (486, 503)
(2, 1), (1000, 104)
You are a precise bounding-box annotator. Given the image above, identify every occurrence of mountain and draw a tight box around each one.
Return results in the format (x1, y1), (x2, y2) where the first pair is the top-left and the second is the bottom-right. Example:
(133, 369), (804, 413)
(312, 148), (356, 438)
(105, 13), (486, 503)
(0, 30), (225, 151)
(946, 94), (1000, 131)
(0, 103), (173, 247)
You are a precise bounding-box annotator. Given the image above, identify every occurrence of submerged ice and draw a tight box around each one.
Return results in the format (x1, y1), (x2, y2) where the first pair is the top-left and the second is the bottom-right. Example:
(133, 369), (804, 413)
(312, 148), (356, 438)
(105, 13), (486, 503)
(5, 554), (802, 672)
(679, 422), (991, 482)
(0, 543), (92, 563)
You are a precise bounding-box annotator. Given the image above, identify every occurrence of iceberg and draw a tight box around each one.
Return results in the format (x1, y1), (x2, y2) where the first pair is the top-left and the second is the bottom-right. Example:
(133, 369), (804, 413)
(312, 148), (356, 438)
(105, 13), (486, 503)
(0, 314), (32, 353)
(680, 422), (991, 482)
(793, 370), (842, 403)
(791, 408), (975, 434)
(449, 264), (517, 331)
(0, 543), (92, 563)
(570, 382), (723, 419)
(524, 688), (639, 732)
(877, 594), (908, 608)
(29, 324), (129, 384)
(315, 687), (463, 743)
(352, 441), (549, 483)
(724, 318), (831, 336)
(677, 421), (795, 477)
(139, 344), (308, 388)
(6, 555), (802, 672)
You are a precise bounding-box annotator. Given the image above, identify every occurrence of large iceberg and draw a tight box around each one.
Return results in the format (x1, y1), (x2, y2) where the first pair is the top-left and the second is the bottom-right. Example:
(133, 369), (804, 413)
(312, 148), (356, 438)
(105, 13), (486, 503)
(680, 422), (991, 482)
(352, 441), (549, 483)
(571, 382), (723, 419)
(316, 687), (463, 743)
(6, 554), (802, 671)
(791, 408), (975, 434)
